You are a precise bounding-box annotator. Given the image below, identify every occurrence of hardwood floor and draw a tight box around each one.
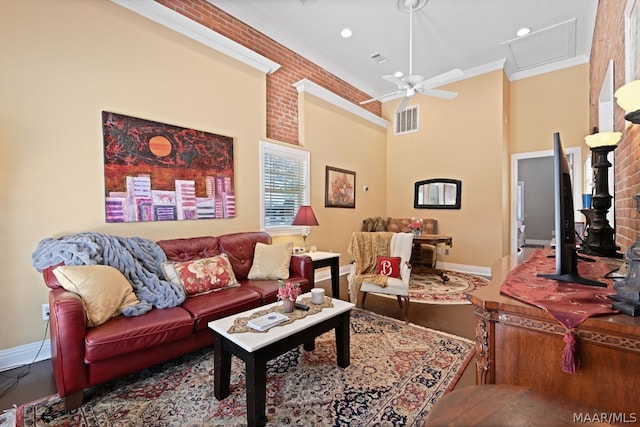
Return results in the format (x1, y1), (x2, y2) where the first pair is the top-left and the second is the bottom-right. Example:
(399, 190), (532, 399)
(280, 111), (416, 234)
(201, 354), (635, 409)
(0, 274), (477, 412)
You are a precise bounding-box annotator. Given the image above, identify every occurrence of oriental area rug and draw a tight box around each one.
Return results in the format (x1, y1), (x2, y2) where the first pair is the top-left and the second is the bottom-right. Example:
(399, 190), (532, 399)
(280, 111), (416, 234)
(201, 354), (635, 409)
(17, 309), (474, 427)
(377, 271), (490, 304)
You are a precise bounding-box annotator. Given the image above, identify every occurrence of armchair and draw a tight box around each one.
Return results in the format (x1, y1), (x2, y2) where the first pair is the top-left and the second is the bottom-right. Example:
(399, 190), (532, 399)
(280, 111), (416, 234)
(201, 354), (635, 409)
(347, 232), (414, 321)
(362, 217), (438, 270)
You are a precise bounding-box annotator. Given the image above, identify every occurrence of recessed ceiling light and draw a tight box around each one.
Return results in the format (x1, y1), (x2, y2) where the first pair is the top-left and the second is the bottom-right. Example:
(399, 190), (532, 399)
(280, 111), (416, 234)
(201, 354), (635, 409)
(394, 71), (404, 78)
(340, 28), (352, 38)
(516, 27), (531, 37)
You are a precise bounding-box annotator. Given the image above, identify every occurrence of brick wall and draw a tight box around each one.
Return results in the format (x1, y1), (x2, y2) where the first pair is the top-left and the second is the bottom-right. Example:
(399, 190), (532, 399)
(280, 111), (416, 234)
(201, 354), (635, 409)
(591, 0), (640, 252)
(156, 0), (382, 145)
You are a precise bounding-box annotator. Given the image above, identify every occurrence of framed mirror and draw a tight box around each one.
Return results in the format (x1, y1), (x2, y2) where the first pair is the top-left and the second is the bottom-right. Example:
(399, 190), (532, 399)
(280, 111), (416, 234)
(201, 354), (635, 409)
(414, 178), (461, 209)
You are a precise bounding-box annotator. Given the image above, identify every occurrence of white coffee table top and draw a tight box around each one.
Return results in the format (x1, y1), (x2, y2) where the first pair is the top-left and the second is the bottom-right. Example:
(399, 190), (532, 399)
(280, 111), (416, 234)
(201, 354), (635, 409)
(208, 293), (354, 353)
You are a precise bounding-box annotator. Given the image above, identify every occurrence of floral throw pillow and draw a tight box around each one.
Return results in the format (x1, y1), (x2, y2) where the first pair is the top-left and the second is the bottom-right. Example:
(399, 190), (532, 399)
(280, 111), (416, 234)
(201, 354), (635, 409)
(162, 253), (240, 297)
(376, 256), (401, 278)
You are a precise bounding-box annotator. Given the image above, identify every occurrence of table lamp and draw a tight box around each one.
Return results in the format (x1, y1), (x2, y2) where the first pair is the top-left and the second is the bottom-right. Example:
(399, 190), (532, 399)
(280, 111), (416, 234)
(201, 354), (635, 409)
(291, 205), (319, 252)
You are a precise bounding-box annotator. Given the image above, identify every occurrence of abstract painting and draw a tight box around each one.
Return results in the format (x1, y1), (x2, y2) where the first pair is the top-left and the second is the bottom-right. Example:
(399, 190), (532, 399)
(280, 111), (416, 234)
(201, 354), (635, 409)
(102, 111), (234, 222)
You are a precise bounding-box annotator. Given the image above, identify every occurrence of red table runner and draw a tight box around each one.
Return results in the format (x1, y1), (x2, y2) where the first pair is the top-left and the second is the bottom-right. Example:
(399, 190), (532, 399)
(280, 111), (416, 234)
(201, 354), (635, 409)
(500, 249), (618, 373)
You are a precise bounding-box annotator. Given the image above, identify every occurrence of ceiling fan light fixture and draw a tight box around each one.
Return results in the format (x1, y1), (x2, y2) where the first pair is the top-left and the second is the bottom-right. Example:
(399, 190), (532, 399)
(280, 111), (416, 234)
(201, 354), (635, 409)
(396, 0), (428, 13)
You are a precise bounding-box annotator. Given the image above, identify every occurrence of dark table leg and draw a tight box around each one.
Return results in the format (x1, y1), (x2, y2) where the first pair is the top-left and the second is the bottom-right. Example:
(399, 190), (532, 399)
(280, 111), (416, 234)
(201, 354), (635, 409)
(311, 256), (341, 299)
(335, 311), (351, 368)
(246, 354), (268, 427)
(303, 338), (316, 351)
(213, 334), (231, 400)
(330, 258), (340, 299)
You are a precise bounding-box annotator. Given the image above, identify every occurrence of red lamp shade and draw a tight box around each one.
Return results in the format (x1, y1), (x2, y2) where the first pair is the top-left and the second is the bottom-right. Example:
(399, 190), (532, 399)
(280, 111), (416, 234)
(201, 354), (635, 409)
(291, 205), (319, 226)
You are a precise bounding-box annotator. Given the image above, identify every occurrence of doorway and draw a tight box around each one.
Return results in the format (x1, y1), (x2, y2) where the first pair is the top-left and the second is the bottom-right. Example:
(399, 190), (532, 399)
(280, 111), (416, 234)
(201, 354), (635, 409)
(510, 146), (583, 253)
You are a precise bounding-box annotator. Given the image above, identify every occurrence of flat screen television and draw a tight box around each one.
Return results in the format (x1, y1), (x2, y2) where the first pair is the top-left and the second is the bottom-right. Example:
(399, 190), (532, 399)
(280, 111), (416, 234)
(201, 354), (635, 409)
(536, 132), (606, 287)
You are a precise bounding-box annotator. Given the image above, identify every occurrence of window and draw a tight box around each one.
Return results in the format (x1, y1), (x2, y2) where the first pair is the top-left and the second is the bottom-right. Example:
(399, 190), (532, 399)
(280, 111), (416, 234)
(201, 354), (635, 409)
(259, 140), (310, 233)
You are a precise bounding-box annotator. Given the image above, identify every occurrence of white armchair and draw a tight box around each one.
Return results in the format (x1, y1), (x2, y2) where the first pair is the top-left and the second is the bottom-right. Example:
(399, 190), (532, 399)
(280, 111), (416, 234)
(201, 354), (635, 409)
(347, 232), (413, 321)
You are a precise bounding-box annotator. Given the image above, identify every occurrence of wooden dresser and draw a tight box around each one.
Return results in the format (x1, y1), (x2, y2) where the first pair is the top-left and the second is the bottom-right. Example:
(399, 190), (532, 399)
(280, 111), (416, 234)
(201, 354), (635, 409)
(468, 250), (640, 414)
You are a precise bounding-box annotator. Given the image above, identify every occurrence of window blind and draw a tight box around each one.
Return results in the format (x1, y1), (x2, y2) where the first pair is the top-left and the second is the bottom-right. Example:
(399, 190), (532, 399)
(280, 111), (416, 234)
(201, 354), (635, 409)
(262, 146), (308, 229)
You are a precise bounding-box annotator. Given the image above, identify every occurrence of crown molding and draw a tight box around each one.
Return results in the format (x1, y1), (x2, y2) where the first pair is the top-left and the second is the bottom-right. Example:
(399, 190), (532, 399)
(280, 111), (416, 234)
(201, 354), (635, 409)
(293, 79), (390, 128)
(110, 0), (280, 75)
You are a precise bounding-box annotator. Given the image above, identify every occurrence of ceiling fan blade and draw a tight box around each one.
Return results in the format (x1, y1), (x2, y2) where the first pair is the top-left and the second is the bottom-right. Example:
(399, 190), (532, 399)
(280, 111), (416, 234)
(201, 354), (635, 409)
(382, 74), (409, 88)
(419, 68), (464, 89)
(420, 88), (459, 100)
(360, 90), (404, 105)
(395, 96), (410, 113)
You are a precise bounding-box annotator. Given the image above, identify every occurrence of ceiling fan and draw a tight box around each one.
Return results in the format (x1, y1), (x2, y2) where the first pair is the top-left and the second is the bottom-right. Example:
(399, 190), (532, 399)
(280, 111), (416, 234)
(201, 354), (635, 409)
(361, 0), (463, 113)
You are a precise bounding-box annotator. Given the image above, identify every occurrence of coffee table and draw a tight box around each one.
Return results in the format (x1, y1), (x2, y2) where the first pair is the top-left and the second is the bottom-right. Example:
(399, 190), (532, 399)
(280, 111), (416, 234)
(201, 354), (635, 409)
(207, 294), (355, 427)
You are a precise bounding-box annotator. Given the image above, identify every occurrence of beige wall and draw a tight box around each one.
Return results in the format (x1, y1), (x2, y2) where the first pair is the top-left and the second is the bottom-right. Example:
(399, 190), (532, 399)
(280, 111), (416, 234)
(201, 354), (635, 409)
(1, 0), (270, 350)
(385, 70), (507, 268)
(509, 64), (591, 156)
(298, 93), (388, 259)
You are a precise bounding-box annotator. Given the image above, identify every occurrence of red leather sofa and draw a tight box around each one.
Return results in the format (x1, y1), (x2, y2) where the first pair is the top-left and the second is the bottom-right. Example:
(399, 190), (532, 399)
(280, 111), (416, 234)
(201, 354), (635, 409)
(42, 232), (313, 410)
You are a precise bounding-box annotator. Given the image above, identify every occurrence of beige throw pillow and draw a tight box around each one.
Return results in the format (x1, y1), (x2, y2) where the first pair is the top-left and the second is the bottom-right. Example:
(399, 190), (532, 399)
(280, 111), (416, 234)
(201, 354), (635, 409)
(53, 265), (140, 327)
(247, 242), (292, 280)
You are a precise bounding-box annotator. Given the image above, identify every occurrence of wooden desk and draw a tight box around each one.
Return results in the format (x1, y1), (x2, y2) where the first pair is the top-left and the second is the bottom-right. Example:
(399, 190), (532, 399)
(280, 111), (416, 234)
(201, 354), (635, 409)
(468, 250), (640, 414)
(296, 251), (341, 299)
(411, 234), (452, 282)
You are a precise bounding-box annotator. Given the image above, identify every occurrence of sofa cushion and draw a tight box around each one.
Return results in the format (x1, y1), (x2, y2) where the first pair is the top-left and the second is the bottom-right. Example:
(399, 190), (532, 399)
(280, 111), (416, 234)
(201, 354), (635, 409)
(180, 286), (263, 331)
(247, 242), (292, 280)
(53, 265), (140, 327)
(162, 254), (240, 296)
(84, 306), (194, 363)
(243, 276), (313, 304)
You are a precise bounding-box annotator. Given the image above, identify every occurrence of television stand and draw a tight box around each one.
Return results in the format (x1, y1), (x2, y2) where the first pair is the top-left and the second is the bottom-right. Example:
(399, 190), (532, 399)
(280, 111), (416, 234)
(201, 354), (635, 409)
(546, 254), (596, 263)
(536, 272), (606, 287)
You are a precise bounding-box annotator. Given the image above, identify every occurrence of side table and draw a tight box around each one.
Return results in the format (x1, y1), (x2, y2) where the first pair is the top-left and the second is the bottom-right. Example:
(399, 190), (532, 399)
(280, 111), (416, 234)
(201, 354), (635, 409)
(296, 251), (341, 299)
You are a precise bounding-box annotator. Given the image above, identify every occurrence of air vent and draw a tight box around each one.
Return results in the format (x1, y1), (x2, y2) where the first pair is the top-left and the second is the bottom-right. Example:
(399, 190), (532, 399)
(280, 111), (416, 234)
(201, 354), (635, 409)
(395, 105), (419, 135)
(370, 53), (387, 64)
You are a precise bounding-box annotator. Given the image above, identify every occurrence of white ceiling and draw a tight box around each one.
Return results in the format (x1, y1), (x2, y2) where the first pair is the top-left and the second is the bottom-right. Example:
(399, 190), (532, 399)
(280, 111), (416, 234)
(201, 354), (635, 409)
(208, 0), (598, 100)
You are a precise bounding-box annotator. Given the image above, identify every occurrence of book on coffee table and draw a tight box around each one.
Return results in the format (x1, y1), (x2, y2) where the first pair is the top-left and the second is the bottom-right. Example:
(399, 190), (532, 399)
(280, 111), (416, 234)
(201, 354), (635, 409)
(247, 312), (288, 331)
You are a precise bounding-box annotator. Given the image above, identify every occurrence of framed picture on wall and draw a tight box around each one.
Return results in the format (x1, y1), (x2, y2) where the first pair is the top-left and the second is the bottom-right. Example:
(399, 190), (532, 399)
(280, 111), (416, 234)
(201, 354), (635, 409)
(325, 166), (356, 208)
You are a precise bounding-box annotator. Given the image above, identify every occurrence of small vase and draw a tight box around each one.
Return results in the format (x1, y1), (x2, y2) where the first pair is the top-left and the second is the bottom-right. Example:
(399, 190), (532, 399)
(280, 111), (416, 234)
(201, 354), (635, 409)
(282, 298), (295, 313)
(412, 229), (421, 237)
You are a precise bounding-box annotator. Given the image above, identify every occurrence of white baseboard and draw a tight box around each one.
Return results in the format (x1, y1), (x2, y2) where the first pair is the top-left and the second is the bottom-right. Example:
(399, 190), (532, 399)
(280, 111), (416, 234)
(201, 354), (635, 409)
(525, 239), (550, 246)
(435, 261), (492, 278)
(0, 340), (51, 373)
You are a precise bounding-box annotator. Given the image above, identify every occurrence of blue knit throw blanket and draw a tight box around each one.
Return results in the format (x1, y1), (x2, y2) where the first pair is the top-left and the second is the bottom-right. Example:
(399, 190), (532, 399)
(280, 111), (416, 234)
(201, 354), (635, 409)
(32, 232), (185, 316)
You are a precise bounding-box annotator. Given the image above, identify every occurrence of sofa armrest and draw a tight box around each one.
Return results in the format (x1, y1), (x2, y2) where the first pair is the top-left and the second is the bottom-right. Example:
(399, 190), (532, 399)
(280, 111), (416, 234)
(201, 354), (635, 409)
(49, 288), (89, 398)
(289, 255), (313, 286)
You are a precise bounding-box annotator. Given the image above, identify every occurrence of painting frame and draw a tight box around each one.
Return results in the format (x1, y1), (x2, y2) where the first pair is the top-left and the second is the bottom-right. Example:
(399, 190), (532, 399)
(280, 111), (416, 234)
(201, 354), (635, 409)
(102, 111), (235, 223)
(325, 166), (356, 208)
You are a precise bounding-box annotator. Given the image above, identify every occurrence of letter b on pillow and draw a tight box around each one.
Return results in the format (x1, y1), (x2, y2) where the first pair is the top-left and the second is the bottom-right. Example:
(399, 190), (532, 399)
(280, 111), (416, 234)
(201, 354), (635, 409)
(376, 256), (401, 278)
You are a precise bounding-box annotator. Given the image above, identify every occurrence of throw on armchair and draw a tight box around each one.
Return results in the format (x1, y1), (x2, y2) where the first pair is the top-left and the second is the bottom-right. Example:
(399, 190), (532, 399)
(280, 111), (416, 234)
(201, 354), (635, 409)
(362, 217), (437, 269)
(347, 232), (414, 321)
